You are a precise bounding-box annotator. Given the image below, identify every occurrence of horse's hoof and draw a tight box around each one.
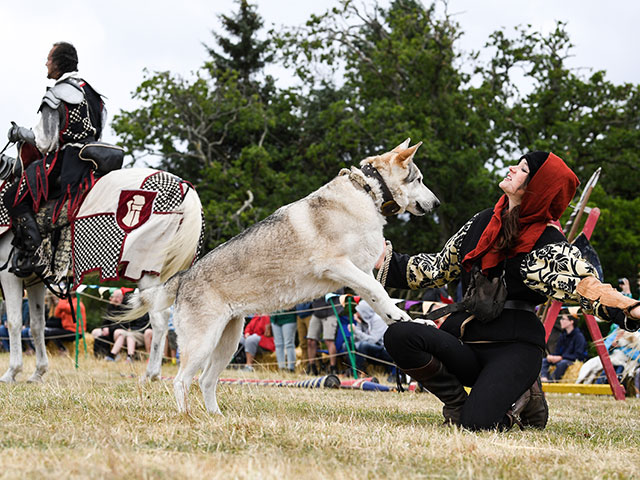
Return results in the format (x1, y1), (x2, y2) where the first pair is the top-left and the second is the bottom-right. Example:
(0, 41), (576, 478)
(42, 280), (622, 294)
(0, 374), (17, 384)
(27, 375), (44, 384)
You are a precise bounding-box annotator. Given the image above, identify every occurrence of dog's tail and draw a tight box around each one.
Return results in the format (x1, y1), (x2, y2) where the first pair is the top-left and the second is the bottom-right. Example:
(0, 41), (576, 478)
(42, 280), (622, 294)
(108, 274), (181, 323)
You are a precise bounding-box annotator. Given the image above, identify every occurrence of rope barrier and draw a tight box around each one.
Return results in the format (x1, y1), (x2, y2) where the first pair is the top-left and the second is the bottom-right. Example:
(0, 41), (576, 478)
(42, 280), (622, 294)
(238, 348), (396, 369)
(75, 290), (112, 304)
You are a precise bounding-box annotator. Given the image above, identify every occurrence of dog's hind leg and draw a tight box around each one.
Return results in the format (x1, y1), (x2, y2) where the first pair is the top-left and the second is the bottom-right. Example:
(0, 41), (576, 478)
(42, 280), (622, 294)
(199, 315), (244, 414)
(326, 258), (412, 324)
(173, 310), (220, 413)
(174, 345), (211, 413)
(173, 302), (237, 413)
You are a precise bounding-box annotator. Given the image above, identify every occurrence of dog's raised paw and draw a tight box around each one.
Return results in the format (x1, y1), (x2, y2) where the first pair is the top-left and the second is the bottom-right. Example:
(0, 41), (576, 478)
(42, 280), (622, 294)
(411, 318), (437, 327)
(384, 310), (412, 323)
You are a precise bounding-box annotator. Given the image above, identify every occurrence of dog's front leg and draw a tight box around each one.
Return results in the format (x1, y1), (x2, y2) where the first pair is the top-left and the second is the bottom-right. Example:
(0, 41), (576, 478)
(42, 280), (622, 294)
(326, 258), (411, 325)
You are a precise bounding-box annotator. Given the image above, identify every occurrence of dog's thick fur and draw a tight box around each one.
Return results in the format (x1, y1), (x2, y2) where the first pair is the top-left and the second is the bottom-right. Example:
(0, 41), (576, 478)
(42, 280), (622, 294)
(125, 140), (439, 413)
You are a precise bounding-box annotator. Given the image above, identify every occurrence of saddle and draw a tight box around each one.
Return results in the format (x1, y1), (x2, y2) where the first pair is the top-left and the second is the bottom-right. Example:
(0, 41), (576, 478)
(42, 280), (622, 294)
(1, 168), (200, 287)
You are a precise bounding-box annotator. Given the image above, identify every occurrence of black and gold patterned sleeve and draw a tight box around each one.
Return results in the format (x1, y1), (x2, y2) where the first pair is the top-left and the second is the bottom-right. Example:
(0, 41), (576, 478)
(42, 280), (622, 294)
(520, 242), (617, 320)
(404, 215), (476, 290)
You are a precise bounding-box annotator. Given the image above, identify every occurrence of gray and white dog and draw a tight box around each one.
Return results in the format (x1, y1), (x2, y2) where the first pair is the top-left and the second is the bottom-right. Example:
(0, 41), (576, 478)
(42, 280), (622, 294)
(125, 139), (439, 413)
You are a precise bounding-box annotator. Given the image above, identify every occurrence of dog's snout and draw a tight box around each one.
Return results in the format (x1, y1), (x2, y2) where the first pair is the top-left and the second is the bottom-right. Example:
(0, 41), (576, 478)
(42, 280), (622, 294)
(433, 198), (440, 209)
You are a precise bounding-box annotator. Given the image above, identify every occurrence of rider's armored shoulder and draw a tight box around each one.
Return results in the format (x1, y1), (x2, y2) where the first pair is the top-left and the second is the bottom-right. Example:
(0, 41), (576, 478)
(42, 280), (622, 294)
(40, 79), (84, 110)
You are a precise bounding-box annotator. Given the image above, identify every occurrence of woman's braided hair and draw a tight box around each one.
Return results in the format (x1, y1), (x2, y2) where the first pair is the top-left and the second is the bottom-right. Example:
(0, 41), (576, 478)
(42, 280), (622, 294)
(495, 205), (522, 252)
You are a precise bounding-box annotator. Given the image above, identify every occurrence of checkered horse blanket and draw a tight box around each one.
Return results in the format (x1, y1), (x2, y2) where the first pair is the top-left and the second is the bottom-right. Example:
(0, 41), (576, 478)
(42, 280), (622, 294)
(0, 168), (202, 287)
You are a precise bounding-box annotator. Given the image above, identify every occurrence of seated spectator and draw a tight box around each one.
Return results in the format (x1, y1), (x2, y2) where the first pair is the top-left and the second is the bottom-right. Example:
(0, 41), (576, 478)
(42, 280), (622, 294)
(618, 277), (633, 298)
(106, 311), (150, 362)
(349, 300), (397, 381)
(271, 309), (297, 372)
(141, 306), (179, 365)
(23, 295), (86, 353)
(295, 302), (313, 374)
(103, 292), (150, 362)
(577, 323), (640, 384)
(164, 306), (178, 364)
(307, 290), (344, 375)
(541, 313), (587, 382)
(239, 314), (274, 371)
(91, 289), (124, 358)
(144, 327), (154, 354)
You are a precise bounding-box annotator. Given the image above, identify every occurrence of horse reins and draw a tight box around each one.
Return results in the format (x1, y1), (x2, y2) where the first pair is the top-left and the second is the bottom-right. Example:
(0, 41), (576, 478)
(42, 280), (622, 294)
(0, 140), (12, 157)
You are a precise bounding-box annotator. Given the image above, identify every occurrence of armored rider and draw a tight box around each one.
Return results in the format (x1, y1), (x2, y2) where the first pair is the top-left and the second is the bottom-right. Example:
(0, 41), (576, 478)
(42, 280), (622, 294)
(3, 42), (105, 277)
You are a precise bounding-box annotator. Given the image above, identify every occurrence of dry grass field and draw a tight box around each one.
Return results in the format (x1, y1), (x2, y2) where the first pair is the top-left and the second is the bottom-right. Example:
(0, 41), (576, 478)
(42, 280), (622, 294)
(0, 353), (639, 479)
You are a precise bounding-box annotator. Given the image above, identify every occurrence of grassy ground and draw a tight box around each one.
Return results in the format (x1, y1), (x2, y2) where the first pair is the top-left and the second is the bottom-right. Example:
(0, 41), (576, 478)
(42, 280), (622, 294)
(0, 353), (639, 479)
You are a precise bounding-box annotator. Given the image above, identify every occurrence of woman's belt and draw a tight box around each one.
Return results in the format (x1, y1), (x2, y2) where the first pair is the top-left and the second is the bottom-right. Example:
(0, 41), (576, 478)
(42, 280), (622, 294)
(502, 300), (538, 313)
(423, 299), (538, 321)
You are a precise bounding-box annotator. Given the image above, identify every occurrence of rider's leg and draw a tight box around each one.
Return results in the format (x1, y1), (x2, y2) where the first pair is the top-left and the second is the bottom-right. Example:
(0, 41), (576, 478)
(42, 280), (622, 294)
(11, 210), (45, 277)
(4, 193), (44, 277)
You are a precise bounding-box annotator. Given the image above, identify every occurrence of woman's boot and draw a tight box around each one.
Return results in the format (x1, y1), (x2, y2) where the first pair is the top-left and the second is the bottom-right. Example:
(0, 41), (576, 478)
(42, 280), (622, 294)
(510, 376), (549, 429)
(402, 357), (467, 425)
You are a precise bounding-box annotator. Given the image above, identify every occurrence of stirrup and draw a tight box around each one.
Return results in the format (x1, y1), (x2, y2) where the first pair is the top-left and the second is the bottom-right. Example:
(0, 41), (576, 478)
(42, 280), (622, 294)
(9, 251), (45, 278)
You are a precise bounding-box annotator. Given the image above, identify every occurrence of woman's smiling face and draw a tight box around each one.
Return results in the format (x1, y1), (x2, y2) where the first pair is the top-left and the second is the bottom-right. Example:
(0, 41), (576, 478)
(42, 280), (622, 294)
(499, 159), (530, 204)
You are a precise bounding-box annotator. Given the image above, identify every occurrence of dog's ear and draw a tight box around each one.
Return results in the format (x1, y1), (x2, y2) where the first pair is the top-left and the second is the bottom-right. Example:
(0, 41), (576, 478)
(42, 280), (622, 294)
(395, 142), (422, 166)
(391, 138), (411, 153)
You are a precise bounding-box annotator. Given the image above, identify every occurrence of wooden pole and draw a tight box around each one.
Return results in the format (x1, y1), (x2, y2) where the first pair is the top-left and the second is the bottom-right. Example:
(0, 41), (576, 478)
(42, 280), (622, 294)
(566, 168), (601, 242)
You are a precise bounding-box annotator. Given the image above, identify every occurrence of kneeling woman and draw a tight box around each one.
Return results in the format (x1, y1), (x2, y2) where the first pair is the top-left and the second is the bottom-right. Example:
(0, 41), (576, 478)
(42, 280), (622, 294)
(382, 151), (640, 430)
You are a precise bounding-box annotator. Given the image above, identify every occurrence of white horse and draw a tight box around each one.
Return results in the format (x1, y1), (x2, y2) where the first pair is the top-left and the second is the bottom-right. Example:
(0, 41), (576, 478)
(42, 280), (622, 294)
(0, 168), (202, 383)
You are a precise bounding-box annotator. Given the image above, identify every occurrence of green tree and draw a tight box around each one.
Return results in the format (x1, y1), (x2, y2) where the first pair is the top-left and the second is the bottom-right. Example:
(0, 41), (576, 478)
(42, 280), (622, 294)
(480, 22), (640, 287)
(276, 0), (501, 253)
(205, 0), (271, 86)
(113, 1), (302, 248)
(112, 0), (640, 289)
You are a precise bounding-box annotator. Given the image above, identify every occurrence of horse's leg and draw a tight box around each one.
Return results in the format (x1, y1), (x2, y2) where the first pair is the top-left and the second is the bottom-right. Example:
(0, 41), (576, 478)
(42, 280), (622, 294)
(25, 283), (47, 383)
(0, 271), (25, 382)
(144, 308), (169, 381)
(138, 275), (169, 382)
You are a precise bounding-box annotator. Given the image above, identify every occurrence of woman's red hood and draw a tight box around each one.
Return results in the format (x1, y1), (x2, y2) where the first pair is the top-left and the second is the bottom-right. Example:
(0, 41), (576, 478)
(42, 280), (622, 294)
(462, 152), (579, 272)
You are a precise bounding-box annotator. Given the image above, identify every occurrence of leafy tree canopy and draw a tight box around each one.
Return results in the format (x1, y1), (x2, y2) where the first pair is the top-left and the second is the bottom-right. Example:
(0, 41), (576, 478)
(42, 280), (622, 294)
(112, 0), (640, 293)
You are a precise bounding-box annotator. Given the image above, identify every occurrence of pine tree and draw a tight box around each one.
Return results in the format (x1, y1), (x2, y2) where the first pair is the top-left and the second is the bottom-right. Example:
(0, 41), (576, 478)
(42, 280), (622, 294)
(205, 0), (271, 87)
